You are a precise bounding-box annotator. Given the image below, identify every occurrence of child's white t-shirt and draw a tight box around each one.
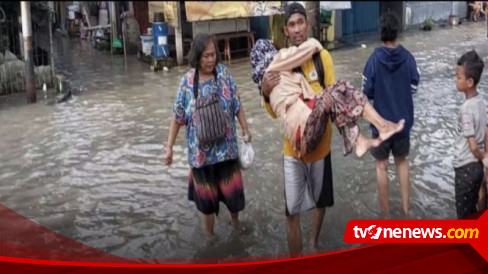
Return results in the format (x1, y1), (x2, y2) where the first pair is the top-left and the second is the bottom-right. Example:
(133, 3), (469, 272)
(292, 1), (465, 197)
(453, 95), (486, 168)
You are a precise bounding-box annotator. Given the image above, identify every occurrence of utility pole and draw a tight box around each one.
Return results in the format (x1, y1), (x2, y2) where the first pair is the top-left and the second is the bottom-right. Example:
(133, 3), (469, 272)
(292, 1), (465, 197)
(109, 1), (118, 56)
(306, 1), (319, 39)
(48, 1), (55, 82)
(21, 1), (36, 103)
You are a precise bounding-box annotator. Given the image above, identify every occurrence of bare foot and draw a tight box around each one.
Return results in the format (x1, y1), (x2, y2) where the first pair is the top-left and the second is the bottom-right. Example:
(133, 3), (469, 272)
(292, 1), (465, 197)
(205, 234), (217, 246)
(355, 134), (381, 157)
(378, 119), (405, 141)
(229, 219), (240, 229)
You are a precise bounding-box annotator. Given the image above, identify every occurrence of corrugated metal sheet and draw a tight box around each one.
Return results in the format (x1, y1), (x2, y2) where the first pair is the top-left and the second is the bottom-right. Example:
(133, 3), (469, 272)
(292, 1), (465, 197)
(404, 1), (452, 25)
(342, 1), (379, 35)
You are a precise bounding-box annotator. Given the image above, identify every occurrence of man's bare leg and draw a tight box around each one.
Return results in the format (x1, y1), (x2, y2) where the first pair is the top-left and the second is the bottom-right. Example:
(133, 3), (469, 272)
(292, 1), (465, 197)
(376, 159), (391, 218)
(362, 102), (405, 141)
(395, 156), (411, 217)
(286, 214), (302, 255)
(310, 207), (326, 251)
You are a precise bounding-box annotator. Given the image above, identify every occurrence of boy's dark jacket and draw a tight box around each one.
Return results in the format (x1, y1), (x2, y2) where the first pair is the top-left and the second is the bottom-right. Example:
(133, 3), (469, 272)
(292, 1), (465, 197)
(362, 45), (420, 139)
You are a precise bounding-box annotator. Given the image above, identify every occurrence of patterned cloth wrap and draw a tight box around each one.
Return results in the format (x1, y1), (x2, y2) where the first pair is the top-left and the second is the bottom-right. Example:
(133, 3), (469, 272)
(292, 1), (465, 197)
(250, 39), (278, 92)
(328, 80), (368, 156)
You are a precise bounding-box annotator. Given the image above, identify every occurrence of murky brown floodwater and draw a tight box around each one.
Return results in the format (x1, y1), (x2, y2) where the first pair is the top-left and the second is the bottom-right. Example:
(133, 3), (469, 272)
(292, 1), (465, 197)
(1, 22), (488, 259)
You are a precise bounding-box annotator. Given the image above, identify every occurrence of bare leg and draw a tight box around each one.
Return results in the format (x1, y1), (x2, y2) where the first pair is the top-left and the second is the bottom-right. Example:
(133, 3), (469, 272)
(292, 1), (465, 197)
(395, 156), (411, 217)
(362, 102), (405, 141)
(230, 212), (240, 229)
(310, 207), (326, 251)
(286, 214), (302, 255)
(376, 159), (391, 218)
(203, 213), (215, 240)
(478, 181), (487, 210)
(355, 133), (382, 157)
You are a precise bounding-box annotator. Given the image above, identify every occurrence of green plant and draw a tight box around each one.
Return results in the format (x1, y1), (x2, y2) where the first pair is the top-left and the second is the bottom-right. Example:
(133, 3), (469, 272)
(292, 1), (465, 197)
(422, 18), (435, 29)
(320, 8), (332, 24)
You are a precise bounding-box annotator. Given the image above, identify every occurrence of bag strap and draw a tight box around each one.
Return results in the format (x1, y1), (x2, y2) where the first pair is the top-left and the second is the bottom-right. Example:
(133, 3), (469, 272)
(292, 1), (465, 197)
(313, 51), (326, 89)
(193, 68), (200, 99)
(292, 50), (326, 89)
(193, 67), (219, 99)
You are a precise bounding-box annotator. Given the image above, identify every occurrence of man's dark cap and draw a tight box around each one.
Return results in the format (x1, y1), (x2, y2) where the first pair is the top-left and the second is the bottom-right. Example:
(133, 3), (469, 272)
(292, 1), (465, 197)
(285, 3), (307, 23)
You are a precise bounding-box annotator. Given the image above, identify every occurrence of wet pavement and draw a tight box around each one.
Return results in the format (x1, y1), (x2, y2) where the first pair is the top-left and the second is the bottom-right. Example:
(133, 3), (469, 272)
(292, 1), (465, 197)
(1, 22), (488, 259)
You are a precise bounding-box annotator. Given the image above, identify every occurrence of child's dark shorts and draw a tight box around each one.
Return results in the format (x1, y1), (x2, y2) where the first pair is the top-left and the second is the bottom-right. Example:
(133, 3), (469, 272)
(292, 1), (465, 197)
(371, 135), (410, 160)
(454, 161), (483, 219)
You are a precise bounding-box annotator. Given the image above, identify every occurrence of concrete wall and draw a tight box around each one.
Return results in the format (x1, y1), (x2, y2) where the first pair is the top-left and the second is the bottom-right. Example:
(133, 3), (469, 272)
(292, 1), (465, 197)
(404, 1), (452, 26)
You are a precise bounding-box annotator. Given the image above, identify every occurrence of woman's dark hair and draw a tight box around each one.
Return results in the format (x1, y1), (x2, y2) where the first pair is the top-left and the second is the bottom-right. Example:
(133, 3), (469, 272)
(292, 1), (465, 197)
(380, 12), (399, 43)
(188, 33), (220, 69)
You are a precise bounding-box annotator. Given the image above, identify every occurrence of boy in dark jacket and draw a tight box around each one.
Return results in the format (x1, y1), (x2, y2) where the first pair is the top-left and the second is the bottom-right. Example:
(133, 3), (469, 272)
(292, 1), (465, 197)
(362, 13), (420, 217)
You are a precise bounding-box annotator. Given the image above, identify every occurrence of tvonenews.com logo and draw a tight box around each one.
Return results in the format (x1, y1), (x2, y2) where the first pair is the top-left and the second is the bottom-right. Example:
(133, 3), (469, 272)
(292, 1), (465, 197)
(353, 225), (479, 240)
(343, 216), (487, 261)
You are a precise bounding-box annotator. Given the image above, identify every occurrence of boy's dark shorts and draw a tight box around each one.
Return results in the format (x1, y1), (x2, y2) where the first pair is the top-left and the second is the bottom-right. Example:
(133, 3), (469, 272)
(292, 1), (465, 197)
(454, 161), (483, 219)
(371, 136), (410, 160)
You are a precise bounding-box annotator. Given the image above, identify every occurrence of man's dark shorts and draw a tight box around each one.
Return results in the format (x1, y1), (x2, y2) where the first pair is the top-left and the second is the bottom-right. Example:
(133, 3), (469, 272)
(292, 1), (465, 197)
(371, 135), (410, 160)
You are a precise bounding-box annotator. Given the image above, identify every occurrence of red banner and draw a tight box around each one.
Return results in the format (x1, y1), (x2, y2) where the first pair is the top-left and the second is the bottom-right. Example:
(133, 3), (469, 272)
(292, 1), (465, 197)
(1, 204), (487, 272)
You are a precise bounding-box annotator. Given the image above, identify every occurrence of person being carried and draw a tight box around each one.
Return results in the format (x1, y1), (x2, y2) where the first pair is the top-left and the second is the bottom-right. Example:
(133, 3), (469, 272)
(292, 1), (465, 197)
(250, 38), (404, 157)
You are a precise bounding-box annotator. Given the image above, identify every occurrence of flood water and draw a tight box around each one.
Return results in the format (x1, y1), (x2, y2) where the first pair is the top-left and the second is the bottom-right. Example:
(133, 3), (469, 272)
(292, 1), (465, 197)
(1, 22), (488, 259)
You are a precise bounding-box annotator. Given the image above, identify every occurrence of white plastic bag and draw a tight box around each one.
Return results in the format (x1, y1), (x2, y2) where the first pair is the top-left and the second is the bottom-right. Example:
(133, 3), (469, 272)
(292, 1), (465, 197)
(239, 137), (254, 170)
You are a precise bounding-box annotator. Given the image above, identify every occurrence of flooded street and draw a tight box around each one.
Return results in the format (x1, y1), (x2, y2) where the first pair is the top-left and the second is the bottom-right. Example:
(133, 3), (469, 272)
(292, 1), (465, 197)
(1, 22), (488, 259)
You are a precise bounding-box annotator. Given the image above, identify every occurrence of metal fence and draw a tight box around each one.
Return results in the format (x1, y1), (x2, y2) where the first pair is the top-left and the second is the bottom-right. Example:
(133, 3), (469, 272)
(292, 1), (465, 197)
(0, 6), (52, 96)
